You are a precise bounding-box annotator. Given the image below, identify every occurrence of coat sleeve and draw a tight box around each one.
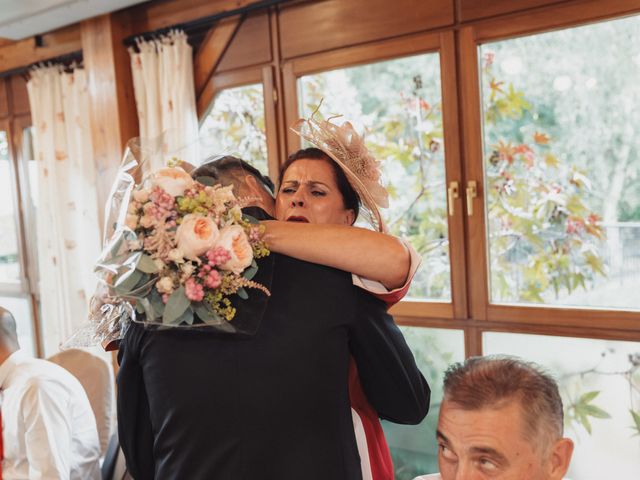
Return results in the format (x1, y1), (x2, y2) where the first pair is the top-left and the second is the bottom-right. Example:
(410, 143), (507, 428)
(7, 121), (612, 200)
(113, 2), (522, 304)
(117, 322), (155, 479)
(347, 290), (430, 425)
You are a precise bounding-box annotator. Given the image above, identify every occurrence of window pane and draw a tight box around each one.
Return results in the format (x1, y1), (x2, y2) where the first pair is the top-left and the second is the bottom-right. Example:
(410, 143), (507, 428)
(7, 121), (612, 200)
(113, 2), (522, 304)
(199, 84), (268, 175)
(299, 53), (451, 301)
(480, 16), (640, 309)
(0, 295), (36, 357)
(382, 327), (465, 478)
(0, 130), (20, 283)
(484, 332), (640, 479)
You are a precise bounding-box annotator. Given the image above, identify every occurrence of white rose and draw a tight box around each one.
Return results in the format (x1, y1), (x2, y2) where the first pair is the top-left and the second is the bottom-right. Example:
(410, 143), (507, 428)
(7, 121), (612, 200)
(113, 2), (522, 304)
(154, 258), (166, 271)
(156, 276), (174, 294)
(181, 263), (195, 277)
(176, 214), (220, 260)
(168, 248), (185, 264)
(152, 167), (194, 197)
(125, 214), (138, 230)
(213, 185), (236, 204)
(127, 201), (140, 214)
(140, 215), (154, 229)
(132, 188), (150, 203)
(215, 225), (253, 274)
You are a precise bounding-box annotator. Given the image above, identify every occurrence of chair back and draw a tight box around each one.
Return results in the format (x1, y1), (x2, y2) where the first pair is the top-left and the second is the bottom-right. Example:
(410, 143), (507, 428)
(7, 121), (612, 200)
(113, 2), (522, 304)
(48, 349), (115, 455)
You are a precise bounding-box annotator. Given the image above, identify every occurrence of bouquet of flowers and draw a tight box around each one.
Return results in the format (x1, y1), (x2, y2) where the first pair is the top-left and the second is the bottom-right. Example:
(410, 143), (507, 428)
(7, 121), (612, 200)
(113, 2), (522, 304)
(63, 140), (270, 350)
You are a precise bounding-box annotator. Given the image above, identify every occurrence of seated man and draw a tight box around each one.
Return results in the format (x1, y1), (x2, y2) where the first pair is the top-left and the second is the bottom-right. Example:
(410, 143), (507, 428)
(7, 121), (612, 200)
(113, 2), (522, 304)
(415, 356), (574, 480)
(0, 306), (101, 480)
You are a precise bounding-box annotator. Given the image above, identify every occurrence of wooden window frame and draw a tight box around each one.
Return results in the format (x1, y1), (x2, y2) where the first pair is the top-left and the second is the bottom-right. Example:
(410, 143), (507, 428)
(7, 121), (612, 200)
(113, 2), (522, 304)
(192, 0), (640, 357)
(457, 0), (640, 342)
(198, 65), (281, 180)
(0, 112), (43, 356)
(281, 30), (469, 323)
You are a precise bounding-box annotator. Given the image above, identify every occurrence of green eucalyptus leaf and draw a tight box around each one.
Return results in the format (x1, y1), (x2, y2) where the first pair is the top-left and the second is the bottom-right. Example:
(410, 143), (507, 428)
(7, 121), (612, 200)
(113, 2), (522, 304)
(136, 296), (158, 321)
(172, 307), (194, 326)
(243, 264), (258, 281)
(195, 175), (217, 186)
(114, 269), (143, 295)
(194, 302), (224, 326)
(236, 287), (248, 300)
(162, 286), (190, 324)
(149, 289), (165, 316)
(137, 254), (159, 273)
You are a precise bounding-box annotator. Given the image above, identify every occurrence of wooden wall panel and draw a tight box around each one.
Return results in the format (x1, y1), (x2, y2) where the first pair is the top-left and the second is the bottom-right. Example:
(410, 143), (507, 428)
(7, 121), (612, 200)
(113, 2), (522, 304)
(459, 0), (571, 22)
(0, 79), (8, 118)
(81, 12), (139, 232)
(194, 16), (242, 95)
(10, 75), (29, 115)
(216, 13), (271, 73)
(279, 0), (454, 59)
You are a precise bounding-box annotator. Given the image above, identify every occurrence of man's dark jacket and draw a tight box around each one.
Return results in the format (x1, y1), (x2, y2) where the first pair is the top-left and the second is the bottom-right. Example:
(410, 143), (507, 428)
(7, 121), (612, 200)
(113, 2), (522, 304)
(117, 210), (430, 480)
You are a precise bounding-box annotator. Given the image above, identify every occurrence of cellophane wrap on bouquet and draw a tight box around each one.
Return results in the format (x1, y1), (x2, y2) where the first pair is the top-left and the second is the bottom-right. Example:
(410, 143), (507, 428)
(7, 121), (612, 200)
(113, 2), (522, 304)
(62, 139), (270, 350)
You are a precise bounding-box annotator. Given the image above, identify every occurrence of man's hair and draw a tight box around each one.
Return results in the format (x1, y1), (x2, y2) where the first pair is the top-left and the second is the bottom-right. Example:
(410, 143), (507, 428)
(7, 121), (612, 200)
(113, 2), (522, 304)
(280, 147), (360, 219)
(0, 307), (19, 350)
(443, 355), (564, 444)
(192, 155), (274, 196)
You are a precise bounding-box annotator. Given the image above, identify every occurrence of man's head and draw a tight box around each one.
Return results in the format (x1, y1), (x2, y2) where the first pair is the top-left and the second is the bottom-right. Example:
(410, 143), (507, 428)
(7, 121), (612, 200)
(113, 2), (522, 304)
(437, 355), (573, 480)
(192, 156), (275, 215)
(0, 306), (20, 362)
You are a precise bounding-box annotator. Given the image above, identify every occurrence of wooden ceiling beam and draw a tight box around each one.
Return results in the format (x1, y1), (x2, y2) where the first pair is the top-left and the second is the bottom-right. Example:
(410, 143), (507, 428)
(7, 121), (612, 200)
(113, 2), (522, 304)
(0, 25), (81, 75)
(129, 0), (259, 34)
(193, 16), (242, 96)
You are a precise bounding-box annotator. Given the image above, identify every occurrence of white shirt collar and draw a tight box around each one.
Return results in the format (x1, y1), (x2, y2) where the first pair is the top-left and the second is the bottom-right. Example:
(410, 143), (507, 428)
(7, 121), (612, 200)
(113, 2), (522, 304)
(0, 349), (27, 389)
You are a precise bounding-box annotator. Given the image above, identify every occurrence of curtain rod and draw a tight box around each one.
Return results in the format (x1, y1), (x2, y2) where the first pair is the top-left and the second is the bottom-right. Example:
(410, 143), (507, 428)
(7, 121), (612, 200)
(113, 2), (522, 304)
(0, 50), (83, 79)
(123, 0), (293, 48)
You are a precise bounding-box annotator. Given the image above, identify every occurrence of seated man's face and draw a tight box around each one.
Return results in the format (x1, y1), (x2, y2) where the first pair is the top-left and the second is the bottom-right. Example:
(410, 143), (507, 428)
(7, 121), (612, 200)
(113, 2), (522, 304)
(436, 398), (571, 480)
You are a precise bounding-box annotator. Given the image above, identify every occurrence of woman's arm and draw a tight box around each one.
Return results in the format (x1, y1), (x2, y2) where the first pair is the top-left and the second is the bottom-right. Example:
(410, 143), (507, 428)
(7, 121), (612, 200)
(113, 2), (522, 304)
(261, 220), (410, 289)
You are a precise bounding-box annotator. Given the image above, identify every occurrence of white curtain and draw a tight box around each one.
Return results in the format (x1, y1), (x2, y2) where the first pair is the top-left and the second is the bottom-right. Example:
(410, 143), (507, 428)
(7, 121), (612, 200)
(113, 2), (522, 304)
(26, 65), (101, 356)
(129, 30), (199, 170)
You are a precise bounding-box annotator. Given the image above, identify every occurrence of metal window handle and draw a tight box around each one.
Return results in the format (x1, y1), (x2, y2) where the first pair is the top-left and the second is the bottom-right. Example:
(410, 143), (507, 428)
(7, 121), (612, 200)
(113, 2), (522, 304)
(466, 181), (478, 216)
(447, 181), (459, 216)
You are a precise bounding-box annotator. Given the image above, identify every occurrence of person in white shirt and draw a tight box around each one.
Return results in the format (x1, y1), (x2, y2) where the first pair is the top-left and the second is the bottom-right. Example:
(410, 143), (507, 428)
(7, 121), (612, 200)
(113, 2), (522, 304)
(0, 307), (100, 480)
(414, 356), (574, 480)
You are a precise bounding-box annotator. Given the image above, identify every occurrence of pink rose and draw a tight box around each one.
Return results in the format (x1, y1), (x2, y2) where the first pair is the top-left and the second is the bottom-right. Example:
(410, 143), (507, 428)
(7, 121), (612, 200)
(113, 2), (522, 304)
(152, 167), (194, 197)
(176, 214), (219, 260)
(214, 225), (253, 274)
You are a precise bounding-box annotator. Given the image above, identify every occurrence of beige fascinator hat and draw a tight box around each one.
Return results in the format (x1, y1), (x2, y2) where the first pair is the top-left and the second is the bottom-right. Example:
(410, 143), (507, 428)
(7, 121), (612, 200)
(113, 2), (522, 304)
(290, 111), (389, 233)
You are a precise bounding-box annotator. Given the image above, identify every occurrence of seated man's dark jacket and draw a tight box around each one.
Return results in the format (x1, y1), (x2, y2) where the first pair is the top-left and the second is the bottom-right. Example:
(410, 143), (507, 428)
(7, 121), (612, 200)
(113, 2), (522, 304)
(117, 209), (430, 480)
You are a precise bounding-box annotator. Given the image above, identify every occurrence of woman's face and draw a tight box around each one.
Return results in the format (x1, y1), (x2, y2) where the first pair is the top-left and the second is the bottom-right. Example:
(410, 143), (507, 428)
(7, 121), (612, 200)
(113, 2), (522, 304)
(275, 158), (355, 225)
